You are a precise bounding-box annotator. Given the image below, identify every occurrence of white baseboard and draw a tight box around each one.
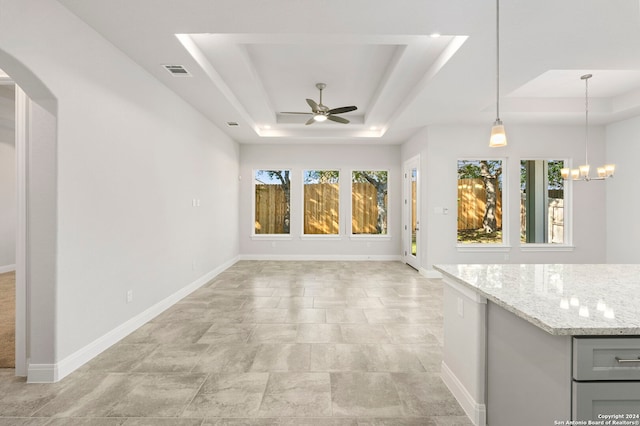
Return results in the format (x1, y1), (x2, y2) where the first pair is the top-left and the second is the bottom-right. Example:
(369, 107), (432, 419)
(419, 267), (442, 279)
(26, 363), (58, 383)
(238, 254), (402, 261)
(0, 264), (16, 274)
(441, 361), (486, 426)
(34, 256), (239, 383)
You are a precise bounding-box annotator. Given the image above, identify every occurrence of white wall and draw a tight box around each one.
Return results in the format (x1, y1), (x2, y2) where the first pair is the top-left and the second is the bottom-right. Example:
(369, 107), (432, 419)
(606, 116), (640, 263)
(239, 143), (401, 259)
(0, 85), (15, 271)
(0, 0), (239, 378)
(402, 124), (607, 272)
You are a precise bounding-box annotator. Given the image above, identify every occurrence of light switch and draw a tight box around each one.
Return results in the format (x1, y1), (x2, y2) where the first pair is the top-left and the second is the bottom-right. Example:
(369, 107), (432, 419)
(457, 297), (464, 317)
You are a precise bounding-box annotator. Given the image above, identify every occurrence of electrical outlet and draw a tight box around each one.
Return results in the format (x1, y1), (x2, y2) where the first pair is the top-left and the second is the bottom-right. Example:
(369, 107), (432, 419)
(126, 290), (133, 303)
(271, 242), (276, 248)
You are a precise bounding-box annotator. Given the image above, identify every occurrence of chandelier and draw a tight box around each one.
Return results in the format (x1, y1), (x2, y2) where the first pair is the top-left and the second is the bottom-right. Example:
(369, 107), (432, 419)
(561, 74), (615, 181)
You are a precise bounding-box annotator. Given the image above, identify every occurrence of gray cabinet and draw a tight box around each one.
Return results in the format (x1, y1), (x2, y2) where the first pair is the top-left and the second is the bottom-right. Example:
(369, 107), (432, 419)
(573, 381), (640, 420)
(573, 337), (640, 421)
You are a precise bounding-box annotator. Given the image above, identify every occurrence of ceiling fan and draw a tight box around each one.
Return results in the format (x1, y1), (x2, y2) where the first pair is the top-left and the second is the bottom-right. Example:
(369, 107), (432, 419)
(281, 83), (357, 125)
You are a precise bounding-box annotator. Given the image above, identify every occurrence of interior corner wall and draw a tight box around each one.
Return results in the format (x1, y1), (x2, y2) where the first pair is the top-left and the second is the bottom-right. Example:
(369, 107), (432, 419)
(605, 115), (640, 263)
(0, 85), (16, 271)
(0, 0), (239, 374)
(401, 124), (607, 272)
(239, 143), (401, 259)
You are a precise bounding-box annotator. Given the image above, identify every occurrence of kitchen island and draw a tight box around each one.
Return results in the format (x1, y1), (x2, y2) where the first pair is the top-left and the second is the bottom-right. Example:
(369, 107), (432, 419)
(434, 264), (640, 426)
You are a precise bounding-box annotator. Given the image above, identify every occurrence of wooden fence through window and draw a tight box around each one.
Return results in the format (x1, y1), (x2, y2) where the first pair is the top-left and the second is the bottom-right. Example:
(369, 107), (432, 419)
(255, 182), (381, 234)
(457, 178), (502, 230)
(255, 184), (288, 234)
(304, 183), (340, 234)
(351, 182), (380, 234)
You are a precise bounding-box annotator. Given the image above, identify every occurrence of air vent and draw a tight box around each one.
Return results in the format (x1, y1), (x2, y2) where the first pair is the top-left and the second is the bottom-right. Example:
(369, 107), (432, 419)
(162, 65), (191, 77)
(226, 122), (239, 127)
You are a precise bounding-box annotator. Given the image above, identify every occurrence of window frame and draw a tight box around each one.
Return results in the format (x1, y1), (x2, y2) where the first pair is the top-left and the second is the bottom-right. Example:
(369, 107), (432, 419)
(300, 168), (343, 240)
(519, 157), (574, 251)
(456, 157), (510, 251)
(349, 169), (391, 240)
(251, 168), (293, 240)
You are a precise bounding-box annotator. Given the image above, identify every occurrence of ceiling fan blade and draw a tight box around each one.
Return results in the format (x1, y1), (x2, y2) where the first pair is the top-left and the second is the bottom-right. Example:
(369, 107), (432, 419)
(327, 115), (349, 124)
(328, 106), (357, 115)
(306, 98), (319, 111)
(305, 117), (316, 125)
(280, 112), (313, 115)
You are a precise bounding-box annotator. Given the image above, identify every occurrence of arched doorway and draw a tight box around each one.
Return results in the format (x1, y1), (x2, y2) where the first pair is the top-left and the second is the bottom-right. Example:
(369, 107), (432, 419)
(0, 49), (58, 380)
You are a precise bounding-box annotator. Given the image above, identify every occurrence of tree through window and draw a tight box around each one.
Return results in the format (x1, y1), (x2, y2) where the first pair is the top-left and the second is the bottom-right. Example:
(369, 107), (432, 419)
(457, 160), (503, 244)
(254, 170), (290, 235)
(352, 171), (388, 235)
(303, 170), (340, 235)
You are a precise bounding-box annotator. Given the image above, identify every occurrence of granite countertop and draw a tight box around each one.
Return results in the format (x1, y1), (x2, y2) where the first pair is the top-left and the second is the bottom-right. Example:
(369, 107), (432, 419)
(434, 264), (640, 336)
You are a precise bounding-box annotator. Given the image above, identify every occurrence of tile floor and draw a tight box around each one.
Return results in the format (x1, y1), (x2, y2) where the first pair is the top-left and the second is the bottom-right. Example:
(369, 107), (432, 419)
(0, 261), (472, 425)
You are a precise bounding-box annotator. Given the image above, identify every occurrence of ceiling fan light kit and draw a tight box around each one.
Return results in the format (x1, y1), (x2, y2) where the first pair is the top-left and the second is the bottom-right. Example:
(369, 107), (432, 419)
(281, 82), (357, 125)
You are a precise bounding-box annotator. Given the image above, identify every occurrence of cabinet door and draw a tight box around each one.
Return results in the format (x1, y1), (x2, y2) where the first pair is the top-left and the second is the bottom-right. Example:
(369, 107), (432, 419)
(573, 381), (640, 420)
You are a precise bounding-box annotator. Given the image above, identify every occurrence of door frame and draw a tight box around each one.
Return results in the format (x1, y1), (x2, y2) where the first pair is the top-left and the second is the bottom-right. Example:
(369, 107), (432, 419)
(14, 85), (27, 376)
(403, 155), (420, 270)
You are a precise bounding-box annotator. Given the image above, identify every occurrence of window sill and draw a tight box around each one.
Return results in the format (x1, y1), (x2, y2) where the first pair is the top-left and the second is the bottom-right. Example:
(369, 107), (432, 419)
(520, 244), (575, 252)
(350, 234), (391, 241)
(300, 235), (342, 241)
(457, 245), (511, 253)
(251, 234), (293, 241)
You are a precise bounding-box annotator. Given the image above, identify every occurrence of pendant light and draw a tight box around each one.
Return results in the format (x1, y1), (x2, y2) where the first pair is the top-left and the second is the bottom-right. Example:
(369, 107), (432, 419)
(489, 0), (507, 147)
(560, 74), (615, 181)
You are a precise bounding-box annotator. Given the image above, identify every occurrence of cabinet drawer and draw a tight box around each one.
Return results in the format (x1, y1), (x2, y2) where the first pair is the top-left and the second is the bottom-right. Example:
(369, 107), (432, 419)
(572, 381), (640, 421)
(573, 337), (640, 381)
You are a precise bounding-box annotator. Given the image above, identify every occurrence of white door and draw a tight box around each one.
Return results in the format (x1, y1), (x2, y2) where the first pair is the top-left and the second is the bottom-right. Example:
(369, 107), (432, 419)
(403, 156), (420, 270)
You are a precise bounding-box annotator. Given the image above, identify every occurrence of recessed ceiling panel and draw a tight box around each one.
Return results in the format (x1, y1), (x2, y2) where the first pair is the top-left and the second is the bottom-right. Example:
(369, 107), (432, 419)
(245, 43), (399, 113)
(181, 33), (466, 139)
(509, 70), (640, 98)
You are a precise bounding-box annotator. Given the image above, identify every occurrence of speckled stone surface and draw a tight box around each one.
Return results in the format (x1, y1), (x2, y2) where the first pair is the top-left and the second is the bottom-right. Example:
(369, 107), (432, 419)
(434, 264), (640, 336)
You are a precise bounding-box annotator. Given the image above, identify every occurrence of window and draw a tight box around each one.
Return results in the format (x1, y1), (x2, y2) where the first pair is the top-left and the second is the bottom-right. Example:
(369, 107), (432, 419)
(457, 160), (504, 244)
(303, 170), (340, 235)
(520, 160), (565, 244)
(254, 169), (290, 235)
(352, 170), (388, 235)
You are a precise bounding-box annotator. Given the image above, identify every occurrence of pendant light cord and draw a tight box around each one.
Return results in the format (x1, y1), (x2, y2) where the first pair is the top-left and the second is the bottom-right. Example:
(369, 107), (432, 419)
(496, 0), (500, 121)
(584, 75), (589, 166)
